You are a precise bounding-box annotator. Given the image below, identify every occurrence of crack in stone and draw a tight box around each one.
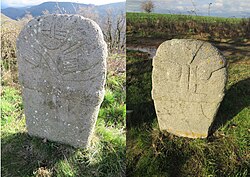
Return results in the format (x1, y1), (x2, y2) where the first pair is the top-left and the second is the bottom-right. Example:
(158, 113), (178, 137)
(180, 102), (194, 135)
(200, 104), (210, 120)
(189, 42), (206, 65)
(206, 65), (226, 80)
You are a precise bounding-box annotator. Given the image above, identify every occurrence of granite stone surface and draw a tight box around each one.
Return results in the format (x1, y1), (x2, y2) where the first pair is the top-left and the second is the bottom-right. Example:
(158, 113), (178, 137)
(16, 14), (107, 148)
(152, 39), (227, 138)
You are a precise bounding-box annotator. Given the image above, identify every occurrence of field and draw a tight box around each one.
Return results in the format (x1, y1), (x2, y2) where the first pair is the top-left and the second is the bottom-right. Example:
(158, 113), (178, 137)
(126, 12), (250, 176)
(1, 15), (126, 177)
(127, 12), (249, 41)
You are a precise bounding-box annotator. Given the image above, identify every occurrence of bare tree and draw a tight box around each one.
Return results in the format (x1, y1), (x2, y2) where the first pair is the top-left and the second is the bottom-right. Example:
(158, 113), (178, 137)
(141, 0), (155, 13)
(78, 7), (125, 53)
(190, 0), (198, 16)
(208, 3), (212, 16)
(18, 12), (33, 25)
(78, 6), (99, 23)
(1, 13), (32, 85)
(102, 9), (126, 53)
(42, 9), (50, 15)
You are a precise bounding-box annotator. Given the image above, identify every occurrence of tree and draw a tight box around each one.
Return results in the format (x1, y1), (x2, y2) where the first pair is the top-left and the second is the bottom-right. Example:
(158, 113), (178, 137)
(141, 0), (155, 13)
(190, 0), (198, 16)
(78, 7), (126, 53)
(78, 6), (99, 23)
(208, 3), (212, 16)
(102, 9), (126, 53)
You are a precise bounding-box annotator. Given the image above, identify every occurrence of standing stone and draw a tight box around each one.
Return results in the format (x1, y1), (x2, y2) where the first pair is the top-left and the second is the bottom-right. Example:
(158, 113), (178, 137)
(152, 39), (227, 138)
(16, 14), (107, 148)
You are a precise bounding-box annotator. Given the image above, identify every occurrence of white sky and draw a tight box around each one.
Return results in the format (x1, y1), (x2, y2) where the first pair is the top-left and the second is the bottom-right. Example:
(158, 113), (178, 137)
(1, 0), (125, 8)
(127, 0), (250, 17)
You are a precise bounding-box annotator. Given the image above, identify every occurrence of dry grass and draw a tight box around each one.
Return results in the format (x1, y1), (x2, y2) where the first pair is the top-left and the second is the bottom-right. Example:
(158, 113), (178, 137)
(1, 15), (25, 87)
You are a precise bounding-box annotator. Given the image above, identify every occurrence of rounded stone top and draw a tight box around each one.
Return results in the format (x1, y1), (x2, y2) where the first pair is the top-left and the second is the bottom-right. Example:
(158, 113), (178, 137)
(152, 39), (227, 138)
(16, 14), (107, 82)
(152, 39), (227, 103)
(16, 15), (107, 148)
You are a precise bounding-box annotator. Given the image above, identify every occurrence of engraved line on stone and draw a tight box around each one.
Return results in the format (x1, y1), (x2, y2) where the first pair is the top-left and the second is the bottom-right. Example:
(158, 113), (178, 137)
(23, 74), (100, 95)
(189, 65), (198, 93)
(54, 34), (67, 40)
(32, 41), (63, 80)
(153, 95), (211, 103)
(51, 16), (55, 38)
(206, 66), (226, 81)
(61, 60), (103, 81)
(24, 56), (39, 66)
(200, 104), (209, 120)
(180, 65), (190, 93)
(63, 43), (82, 55)
(194, 65), (198, 93)
(45, 92), (72, 122)
(23, 48), (42, 66)
(40, 17), (69, 50)
(180, 106), (195, 135)
(59, 48), (102, 77)
(41, 52), (62, 79)
(189, 42), (206, 65)
(58, 54), (80, 75)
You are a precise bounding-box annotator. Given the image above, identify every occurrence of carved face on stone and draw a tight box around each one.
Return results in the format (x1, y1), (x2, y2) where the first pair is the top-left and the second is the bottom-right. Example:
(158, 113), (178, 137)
(17, 14), (106, 82)
(38, 16), (67, 49)
(16, 14), (107, 148)
(152, 39), (227, 138)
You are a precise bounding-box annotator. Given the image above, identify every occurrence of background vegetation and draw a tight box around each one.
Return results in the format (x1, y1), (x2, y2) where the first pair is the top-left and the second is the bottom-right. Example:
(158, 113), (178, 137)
(1, 13), (126, 177)
(127, 12), (250, 41)
(126, 12), (250, 177)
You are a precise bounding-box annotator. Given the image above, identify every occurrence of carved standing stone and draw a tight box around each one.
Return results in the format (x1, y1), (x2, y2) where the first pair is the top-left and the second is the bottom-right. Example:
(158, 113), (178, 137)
(16, 14), (107, 148)
(152, 39), (227, 138)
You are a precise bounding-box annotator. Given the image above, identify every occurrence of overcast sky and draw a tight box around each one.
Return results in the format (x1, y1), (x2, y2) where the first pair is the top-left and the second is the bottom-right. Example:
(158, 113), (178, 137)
(1, 0), (125, 8)
(127, 0), (250, 18)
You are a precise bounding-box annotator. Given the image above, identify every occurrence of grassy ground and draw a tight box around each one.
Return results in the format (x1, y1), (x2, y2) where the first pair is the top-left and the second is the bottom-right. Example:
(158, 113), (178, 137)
(127, 12), (249, 42)
(1, 15), (126, 176)
(126, 13), (250, 177)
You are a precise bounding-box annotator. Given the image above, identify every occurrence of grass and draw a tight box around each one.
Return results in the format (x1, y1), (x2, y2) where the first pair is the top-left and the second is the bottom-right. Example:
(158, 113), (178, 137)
(100, 59), (126, 127)
(127, 12), (244, 24)
(127, 12), (250, 41)
(126, 12), (250, 177)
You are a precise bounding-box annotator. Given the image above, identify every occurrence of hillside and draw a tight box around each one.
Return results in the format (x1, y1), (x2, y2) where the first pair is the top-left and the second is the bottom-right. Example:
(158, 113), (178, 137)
(1, 1), (125, 20)
(1, 13), (16, 24)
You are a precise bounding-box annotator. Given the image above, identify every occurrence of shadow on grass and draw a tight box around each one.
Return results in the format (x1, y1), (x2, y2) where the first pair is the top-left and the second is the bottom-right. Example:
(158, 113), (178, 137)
(209, 78), (250, 134)
(127, 101), (156, 128)
(126, 127), (202, 177)
(126, 50), (156, 129)
(1, 131), (125, 177)
(1, 132), (75, 177)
